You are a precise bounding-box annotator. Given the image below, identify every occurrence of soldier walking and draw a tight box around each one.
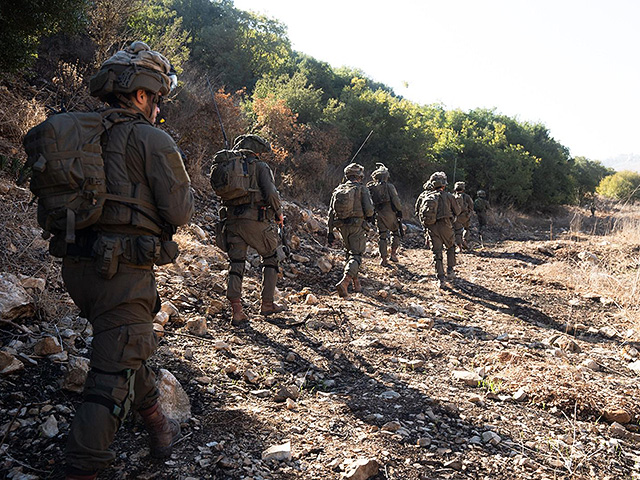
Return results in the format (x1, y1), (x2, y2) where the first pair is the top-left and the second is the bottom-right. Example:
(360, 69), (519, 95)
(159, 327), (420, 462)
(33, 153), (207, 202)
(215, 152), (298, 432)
(474, 189), (489, 233)
(214, 135), (285, 325)
(416, 172), (461, 288)
(327, 163), (375, 297)
(453, 181), (474, 250)
(367, 163), (403, 266)
(44, 42), (195, 479)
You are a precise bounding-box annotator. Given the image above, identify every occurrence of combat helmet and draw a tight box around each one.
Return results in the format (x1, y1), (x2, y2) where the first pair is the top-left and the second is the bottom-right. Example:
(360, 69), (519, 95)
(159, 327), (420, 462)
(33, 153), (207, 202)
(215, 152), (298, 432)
(454, 181), (466, 192)
(477, 190), (486, 198)
(429, 171), (448, 189)
(233, 134), (271, 153)
(344, 163), (365, 179)
(371, 163), (389, 182)
(90, 41), (177, 101)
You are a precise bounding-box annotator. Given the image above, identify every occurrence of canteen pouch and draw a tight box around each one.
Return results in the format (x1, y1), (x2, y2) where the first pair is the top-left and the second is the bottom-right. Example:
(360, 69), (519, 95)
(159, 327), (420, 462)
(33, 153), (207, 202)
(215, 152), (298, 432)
(157, 240), (179, 266)
(136, 236), (161, 265)
(93, 235), (123, 279)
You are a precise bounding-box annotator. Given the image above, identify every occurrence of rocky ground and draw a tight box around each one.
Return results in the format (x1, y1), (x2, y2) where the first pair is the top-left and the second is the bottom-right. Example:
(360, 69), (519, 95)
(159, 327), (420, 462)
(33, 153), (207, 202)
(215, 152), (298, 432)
(1, 175), (640, 480)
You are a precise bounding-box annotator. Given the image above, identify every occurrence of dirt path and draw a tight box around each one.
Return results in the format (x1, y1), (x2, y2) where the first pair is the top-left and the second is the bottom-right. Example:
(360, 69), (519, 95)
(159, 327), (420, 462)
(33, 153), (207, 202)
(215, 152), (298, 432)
(1, 194), (639, 479)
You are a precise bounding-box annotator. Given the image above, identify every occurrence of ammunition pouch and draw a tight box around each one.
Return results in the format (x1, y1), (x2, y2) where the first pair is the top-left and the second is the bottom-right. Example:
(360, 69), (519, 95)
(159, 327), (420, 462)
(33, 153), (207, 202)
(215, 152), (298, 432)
(215, 219), (229, 252)
(92, 233), (171, 278)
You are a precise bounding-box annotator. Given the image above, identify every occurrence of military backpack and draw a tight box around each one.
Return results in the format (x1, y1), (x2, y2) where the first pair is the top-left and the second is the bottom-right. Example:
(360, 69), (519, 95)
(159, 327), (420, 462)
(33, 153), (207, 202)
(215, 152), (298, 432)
(331, 181), (361, 220)
(21, 110), (152, 246)
(367, 181), (390, 206)
(209, 149), (260, 203)
(415, 190), (441, 226)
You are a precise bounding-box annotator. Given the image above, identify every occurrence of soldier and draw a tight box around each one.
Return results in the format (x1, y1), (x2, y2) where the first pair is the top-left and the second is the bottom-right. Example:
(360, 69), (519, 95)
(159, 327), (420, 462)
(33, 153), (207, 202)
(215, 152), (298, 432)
(217, 134), (285, 325)
(474, 189), (489, 232)
(419, 172), (461, 288)
(62, 42), (194, 479)
(327, 163), (375, 297)
(367, 163), (403, 266)
(452, 181), (474, 250)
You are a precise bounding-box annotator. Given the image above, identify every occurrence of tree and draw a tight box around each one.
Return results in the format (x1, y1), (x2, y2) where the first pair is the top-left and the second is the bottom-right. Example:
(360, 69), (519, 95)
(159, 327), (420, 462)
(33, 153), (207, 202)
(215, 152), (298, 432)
(0, 0), (89, 71)
(253, 72), (323, 124)
(569, 156), (613, 203)
(597, 170), (640, 202)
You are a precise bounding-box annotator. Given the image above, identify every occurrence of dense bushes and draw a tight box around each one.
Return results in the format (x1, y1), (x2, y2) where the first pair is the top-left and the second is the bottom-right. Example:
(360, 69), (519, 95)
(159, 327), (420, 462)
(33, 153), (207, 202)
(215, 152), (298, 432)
(2, 0), (613, 208)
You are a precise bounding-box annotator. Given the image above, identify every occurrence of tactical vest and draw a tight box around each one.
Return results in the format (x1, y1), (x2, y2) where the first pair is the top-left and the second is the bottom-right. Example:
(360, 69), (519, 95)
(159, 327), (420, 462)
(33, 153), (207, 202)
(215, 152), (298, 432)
(96, 114), (163, 235)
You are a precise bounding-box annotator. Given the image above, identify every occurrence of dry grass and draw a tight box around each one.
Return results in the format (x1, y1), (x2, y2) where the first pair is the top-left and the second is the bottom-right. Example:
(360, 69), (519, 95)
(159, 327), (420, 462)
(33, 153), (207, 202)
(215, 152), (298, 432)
(0, 84), (46, 144)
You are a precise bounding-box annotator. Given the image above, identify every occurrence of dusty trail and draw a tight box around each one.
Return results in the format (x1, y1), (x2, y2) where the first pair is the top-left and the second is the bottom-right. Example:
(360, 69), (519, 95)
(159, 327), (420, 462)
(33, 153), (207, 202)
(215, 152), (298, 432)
(1, 185), (639, 480)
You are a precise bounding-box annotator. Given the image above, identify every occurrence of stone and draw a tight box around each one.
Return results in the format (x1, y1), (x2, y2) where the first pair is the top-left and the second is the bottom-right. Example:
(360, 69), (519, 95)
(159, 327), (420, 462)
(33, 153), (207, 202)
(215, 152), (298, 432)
(157, 369), (191, 423)
(39, 415), (59, 438)
(344, 458), (379, 480)
(604, 409), (631, 424)
(577, 251), (598, 263)
(207, 299), (226, 315)
(291, 254), (310, 263)
(214, 341), (232, 353)
(19, 276), (46, 292)
(628, 360), (640, 373)
(274, 385), (299, 402)
(443, 459), (463, 471)
(154, 311), (170, 326)
(285, 398), (297, 410)
(379, 390), (400, 401)
(417, 437), (431, 447)
(250, 389), (271, 398)
(482, 431), (501, 445)
(153, 323), (165, 337)
(409, 303), (426, 317)
(378, 290), (388, 299)
(552, 336), (581, 353)
(192, 224), (207, 241)
(317, 256), (333, 273)
(381, 421), (401, 432)
(49, 351), (68, 362)
(599, 326), (617, 339)
(261, 441), (292, 462)
(581, 359), (599, 371)
(0, 272), (35, 320)
(513, 388), (528, 402)
(609, 422), (627, 438)
(452, 370), (482, 387)
(186, 316), (208, 336)
(304, 294), (319, 305)
(285, 351), (297, 362)
(195, 376), (212, 385)
(161, 301), (179, 318)
(242, 369), (259, 384)
(0, 351), (24, 375)
(34, 336), (63, 356)
(63, 355), (90, 393)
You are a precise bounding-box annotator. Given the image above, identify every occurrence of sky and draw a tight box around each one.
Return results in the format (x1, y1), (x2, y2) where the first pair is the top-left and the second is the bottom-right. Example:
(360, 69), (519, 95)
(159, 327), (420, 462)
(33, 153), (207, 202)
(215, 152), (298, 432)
(232, 0), (640, 170)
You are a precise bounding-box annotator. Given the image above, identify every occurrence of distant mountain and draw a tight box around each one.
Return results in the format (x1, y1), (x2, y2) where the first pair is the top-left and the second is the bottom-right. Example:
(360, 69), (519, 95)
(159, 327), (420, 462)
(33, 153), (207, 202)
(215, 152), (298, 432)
(601, 154), (640, 173)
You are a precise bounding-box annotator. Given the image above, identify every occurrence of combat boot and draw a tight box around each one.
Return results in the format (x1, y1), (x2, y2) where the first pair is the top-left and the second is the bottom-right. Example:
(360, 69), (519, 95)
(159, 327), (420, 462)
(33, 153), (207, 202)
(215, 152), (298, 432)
(390, 247), (399, 263)
(229, 298), (248, 325)
(335, 274), (352, 298)
(446, 267), (455, 280)
(380, 256), (389, 266)
(352, 276), (362, 293)
(260, 299), (286, 316)
(139, 402), (181, 459)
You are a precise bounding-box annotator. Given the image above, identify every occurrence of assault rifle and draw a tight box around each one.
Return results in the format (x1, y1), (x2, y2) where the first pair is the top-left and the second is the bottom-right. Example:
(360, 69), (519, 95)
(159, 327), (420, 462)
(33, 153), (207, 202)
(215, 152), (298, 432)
(206, 76), (230, 149)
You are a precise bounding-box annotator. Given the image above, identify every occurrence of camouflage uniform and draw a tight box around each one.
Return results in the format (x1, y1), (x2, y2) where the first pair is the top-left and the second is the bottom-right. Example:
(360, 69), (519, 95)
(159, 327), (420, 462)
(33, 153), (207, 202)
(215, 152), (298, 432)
(453, 182), (474, 249)
(328, 163), (375, 297)
(62, 44), (193, 478)
(368, 164), (403, 265)
(424, 173), (461, 284)
(220, 144), (283, 316)
(474, 190), (489, 231)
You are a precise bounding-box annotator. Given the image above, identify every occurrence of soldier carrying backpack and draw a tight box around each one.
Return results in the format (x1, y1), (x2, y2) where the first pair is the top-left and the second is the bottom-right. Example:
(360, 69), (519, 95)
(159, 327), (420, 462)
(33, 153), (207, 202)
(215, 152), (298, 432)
(367, 163), (403, 266)
(210, 134), (285, 325)
(453, 181), (475, 250)
(327, 163), (375, 298)
(417, 172), (461, 289)
(23, 41), (194, 480)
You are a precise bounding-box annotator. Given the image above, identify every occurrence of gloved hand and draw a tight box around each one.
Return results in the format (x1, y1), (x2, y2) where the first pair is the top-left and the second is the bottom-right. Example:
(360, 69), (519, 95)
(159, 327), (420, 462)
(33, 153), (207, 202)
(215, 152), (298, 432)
(395, 210), (403, 219)
(327, 232), (335, 245)
(366, 216), (375, 225)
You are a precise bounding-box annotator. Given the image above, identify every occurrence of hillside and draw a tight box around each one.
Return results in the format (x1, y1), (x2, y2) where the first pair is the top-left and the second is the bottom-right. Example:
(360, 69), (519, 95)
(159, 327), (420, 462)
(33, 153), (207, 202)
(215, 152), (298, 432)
(1, 170), (639, 480)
